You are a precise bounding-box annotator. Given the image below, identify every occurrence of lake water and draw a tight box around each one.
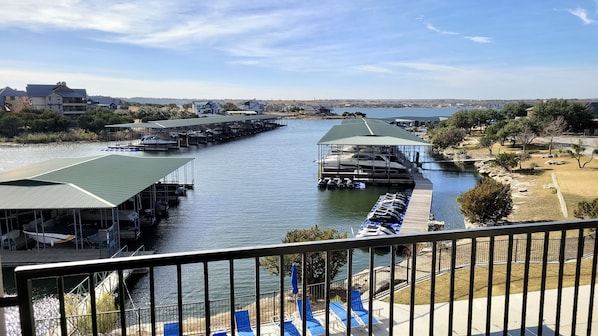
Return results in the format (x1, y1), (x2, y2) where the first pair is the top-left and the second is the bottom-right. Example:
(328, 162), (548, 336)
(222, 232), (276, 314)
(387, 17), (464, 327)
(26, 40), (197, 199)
(0, 107), (478, 306)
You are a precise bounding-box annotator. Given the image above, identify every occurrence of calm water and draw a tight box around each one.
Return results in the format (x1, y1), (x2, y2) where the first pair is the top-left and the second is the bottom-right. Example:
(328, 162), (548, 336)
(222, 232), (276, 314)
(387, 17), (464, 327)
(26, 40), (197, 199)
(0, 107), (478, 306)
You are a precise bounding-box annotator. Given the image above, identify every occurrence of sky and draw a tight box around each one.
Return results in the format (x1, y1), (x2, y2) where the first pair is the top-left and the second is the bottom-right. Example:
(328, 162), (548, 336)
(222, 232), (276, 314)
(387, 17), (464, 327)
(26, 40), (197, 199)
(1, 0), (598, 100)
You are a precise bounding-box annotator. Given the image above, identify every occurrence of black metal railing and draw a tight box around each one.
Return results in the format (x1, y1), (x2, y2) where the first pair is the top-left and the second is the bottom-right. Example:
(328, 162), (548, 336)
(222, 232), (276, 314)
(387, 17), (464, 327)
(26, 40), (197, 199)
(5, 219), (598, 335)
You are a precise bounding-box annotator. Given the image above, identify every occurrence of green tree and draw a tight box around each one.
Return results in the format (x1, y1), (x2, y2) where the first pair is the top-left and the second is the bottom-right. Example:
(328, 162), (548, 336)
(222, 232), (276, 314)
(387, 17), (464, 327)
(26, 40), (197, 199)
(448, 110), (475, 132)
(427, 125), (465, 149)
(260, 225), (348, 285)
(500, 101), (532, 120)
(78, 107), (127, 133)
(478, 134), (496, 156)
(493, 152), (519, 172)
(573, 198), (598, 219)
(532, 99), (593, 133)
(0, 114), (22, 137)
(568, 139), (598, 168)
(457, 177), (512, 225)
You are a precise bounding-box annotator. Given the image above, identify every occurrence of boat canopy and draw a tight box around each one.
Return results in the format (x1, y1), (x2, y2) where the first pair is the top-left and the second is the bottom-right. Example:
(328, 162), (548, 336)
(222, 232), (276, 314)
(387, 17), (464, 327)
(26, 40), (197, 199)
(0, 154), (193, 209)
(105, 115), (279, 129)
(317, 118), (432, 146)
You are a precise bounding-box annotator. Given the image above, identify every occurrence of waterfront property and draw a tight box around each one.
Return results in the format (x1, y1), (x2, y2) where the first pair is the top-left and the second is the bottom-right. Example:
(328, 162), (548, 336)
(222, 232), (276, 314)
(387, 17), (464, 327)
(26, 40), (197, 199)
(317, 118), (431, 186)
(26, 82), (87, 117)
(0, 154), (193, 266)
(4, 219), (597, 335)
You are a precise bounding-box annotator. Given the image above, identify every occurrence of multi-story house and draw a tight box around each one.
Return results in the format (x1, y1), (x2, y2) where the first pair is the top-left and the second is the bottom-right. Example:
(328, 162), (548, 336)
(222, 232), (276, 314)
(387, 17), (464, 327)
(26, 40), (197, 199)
(0, 87), (30, 112)
(88, 96), (122, 110)
(26, 82), (87, 117)
(193, 100), (222, 115)
(241, 99), (265, 114)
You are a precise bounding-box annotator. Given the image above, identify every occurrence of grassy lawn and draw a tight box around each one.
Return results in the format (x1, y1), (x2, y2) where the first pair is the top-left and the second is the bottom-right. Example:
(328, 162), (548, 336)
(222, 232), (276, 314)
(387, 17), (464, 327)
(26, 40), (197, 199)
(460, 138), (598, 223)
(391, 137), (598, 306)
(392, 258), (596, 305)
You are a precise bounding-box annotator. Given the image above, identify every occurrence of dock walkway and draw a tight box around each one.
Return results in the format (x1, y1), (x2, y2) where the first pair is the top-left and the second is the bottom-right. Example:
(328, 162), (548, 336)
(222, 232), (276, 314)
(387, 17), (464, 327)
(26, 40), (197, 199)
(401, 168), (433, 235)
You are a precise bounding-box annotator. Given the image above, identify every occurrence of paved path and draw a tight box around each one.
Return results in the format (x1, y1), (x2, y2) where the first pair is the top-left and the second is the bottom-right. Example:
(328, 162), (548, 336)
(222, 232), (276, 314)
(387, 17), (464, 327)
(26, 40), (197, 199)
(280, 285), (596, 336)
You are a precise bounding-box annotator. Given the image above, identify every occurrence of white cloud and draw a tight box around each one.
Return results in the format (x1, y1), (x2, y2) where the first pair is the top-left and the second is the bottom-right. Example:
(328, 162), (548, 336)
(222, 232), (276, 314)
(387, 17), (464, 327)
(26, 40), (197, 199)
(388, 62), (459, 73)
(425, 23), (459, 35)
(567, 8), (597, 24)
(465, 36), (493, 43)
(354, 65), (393, 74)
(422, 21), (492, 44)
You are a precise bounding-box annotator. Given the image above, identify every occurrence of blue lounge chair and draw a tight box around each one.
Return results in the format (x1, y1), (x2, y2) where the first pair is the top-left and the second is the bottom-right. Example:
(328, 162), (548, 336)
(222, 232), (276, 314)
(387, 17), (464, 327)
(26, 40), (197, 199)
(212, 331), (228, 336)
(350, 290), (380, 326)
(278, 319), (302, 336)
(164, 322), (179, 336)
(329, 301), (362, 331)
(234, 310), (256, 336)
(296, 298), (325, 336)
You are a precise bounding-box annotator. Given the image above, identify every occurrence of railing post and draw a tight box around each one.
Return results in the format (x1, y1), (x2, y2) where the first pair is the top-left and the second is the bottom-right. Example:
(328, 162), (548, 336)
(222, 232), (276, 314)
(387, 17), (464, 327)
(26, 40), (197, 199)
(514, 238), (518, 263)
(438, 246), (442, 273)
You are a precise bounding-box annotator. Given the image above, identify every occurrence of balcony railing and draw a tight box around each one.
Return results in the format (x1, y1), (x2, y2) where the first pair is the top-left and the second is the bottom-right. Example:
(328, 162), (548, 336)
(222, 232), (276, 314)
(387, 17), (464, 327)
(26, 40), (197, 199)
(4, 219), (598, 336)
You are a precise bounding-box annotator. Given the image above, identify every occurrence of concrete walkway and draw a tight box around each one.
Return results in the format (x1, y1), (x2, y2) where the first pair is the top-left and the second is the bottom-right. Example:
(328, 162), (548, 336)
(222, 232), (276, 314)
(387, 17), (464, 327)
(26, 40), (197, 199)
(266, 285), (597, 336)
(369, 285), (597, 335)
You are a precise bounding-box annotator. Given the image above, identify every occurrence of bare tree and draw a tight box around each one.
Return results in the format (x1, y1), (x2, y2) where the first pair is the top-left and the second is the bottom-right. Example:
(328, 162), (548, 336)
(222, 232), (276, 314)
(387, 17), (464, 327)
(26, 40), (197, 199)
(569, 139), (598, 168)
(542, 116), (567, 156)
(515, 122), (538, 153)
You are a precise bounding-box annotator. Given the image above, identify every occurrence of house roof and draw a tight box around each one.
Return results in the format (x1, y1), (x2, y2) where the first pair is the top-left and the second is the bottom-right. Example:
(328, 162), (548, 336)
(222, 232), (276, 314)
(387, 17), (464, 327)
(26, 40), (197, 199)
(26, 84), (56, 97)
(317, 118), (431, 146)
(0, 87), (27, 97)
(26, 84), (87, 98)
(0, 154), (193, 209)
(89, 96), (121, 105)
(55, 89), (87, 98)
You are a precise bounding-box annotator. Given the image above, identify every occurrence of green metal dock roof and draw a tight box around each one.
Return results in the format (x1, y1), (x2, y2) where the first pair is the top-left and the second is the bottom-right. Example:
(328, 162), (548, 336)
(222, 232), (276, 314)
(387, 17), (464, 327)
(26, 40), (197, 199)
(317, 118), (432, 146)
(0, 155), (193, 209)
(105, 115), (279, 129)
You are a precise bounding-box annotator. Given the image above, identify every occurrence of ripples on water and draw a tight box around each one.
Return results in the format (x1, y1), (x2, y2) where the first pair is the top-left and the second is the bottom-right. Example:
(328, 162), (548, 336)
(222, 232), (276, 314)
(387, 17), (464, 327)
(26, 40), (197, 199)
(0, 108), (479, 307)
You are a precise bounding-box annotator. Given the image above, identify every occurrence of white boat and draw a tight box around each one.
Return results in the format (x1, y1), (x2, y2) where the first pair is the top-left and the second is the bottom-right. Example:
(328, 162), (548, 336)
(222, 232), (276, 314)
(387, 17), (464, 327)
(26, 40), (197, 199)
(355, 222), (398, 237)
(321, 153), (406, 169)
(23, 231), (76, 246)
(320, 153), (412, 180)
(355, 193), (409, 238)
(139, 135), (178, 146)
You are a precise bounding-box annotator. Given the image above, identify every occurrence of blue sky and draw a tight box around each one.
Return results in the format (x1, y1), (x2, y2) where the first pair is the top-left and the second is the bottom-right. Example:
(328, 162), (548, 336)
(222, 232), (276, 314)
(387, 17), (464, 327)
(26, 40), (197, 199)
(1, 0), (597, 100)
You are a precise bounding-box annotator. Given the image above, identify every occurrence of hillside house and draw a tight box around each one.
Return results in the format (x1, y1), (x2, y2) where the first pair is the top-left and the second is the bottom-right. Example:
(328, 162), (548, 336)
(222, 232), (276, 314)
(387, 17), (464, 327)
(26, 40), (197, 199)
(0, 87), (30, 112)
(88, 96), (122, 110)
(26, 82), (87, 117)
(241, 99), (265, 114)
(193, 101), (222, 115)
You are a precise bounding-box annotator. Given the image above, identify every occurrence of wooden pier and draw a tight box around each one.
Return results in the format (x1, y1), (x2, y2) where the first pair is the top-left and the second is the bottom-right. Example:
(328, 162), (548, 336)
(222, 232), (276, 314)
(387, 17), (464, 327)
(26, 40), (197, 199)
(401, 168), (433, 235)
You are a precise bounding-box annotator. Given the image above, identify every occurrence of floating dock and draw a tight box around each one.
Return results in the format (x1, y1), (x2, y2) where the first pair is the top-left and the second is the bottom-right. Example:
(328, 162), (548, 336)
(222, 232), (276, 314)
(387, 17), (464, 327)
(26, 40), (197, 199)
(400, 168), (433, 235)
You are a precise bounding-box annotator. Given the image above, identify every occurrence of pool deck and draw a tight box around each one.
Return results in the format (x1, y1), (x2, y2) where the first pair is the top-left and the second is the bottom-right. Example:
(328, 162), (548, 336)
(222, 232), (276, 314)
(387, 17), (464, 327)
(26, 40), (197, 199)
(257, 285), (595, 336)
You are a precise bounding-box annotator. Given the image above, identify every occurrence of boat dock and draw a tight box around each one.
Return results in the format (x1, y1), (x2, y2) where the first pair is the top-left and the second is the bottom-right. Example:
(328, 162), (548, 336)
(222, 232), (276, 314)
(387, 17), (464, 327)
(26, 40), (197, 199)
(0, 247), (155, 267)
(400, 168), (433, 235)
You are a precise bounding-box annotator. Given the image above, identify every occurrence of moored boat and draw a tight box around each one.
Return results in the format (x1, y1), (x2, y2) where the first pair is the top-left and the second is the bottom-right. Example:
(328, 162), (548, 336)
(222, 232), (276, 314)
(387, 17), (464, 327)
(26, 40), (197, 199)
(23, 231), (76, 246)
(355, 192), (409, 238)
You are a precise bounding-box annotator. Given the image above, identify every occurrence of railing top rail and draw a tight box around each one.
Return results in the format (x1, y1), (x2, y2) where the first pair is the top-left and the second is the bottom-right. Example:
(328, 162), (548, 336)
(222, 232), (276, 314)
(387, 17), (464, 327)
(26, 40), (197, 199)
(14, 219), (597, 280)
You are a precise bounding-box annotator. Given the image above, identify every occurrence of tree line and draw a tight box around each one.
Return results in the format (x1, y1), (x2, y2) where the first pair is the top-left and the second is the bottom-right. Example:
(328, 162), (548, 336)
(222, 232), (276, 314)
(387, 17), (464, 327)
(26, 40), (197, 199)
(427, 99), (595, 153)
(0, 105), (198, 140)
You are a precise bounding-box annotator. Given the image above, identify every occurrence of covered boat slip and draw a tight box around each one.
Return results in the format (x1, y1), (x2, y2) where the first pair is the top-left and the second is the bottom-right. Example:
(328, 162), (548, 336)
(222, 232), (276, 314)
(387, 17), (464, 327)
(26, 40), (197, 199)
(317, 118), (432, 186)
(0, 154), (194, 266)
(105, 114), (284, 150)
(319, 118), (435, 235)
